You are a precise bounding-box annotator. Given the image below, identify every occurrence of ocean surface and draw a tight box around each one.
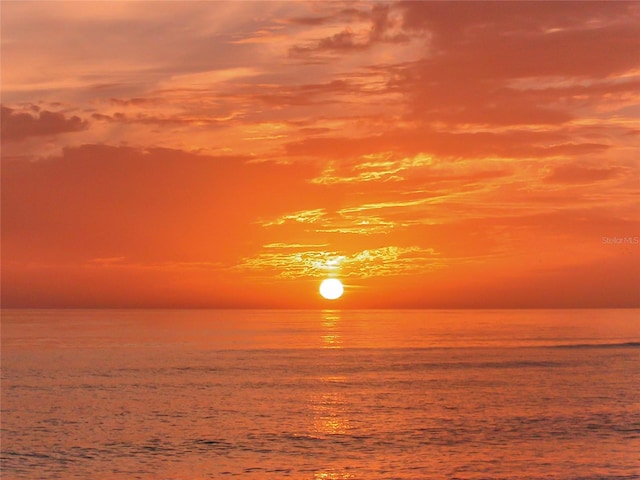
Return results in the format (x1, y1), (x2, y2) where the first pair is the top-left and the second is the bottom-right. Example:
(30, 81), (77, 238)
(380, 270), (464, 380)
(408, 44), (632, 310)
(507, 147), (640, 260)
(1, 308), (639, 479)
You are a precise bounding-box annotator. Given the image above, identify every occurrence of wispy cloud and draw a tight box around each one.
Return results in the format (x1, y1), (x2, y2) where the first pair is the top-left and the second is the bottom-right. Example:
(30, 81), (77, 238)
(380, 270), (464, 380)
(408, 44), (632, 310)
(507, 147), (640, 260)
(288, 4), (409, 59)
(237, 245), (442, 279)
(261, 208), (327, 227)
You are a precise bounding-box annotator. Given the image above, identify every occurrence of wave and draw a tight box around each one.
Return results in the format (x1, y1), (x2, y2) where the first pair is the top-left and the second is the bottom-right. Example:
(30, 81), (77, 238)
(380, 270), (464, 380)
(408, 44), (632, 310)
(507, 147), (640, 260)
(550, 341), (640, 349)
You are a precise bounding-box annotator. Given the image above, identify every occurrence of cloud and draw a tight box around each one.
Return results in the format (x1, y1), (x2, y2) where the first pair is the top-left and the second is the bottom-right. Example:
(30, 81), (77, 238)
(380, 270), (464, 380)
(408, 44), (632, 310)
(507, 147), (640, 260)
(160, 68), (263, 89)
(1, 105), (88, 142)
(90, 111), (228, 128)
(240, 79), (362, 107)
(289, 3), (408, 58)
(286, 7), (370, 27)
(545, 164), (626, 184)
(388, 1), (640, 129)
(317, 28), (363, 51)
(311, 152), (428, 184)
(260, 205), (401, 235)
(237, 245), (442, 279)
(263, 242), (329, 249)
(1, 2), (300, 100)
(261, 208), (327, 227)
(308, 152), (514, 187)
(284, 127), (611, 160)
(399, 1), (638, 52)
(1, 144), (320, 266)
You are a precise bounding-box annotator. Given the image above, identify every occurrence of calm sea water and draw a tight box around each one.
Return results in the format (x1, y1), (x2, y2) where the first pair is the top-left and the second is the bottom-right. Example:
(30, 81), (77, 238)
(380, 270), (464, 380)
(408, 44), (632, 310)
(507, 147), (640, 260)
(1, 309), (639, 479)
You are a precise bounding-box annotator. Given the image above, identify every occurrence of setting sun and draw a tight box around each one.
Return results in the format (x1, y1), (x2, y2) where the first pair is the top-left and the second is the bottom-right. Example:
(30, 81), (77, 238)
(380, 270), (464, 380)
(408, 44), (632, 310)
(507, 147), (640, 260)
(319, 279), (344, 300)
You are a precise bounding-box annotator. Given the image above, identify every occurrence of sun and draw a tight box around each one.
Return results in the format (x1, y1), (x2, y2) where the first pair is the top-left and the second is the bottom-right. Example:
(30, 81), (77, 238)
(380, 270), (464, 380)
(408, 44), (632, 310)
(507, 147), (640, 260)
(319, 278), (344, 300)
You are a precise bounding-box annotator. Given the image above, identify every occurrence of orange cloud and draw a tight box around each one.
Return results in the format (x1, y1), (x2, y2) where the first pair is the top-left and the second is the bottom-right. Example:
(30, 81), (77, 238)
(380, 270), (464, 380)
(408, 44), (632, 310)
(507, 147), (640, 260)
(237, 244), (442, 279)
(1, 105), (88, 142)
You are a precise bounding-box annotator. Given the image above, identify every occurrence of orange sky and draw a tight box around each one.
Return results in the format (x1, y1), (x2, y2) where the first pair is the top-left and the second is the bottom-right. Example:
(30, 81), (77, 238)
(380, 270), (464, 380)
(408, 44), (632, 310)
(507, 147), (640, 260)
(2, 1), (639, 308)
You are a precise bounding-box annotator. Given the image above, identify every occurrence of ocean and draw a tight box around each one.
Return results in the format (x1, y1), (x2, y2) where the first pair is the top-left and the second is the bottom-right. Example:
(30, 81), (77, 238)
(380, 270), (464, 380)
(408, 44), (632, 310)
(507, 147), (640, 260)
(1, 309), (639, 479)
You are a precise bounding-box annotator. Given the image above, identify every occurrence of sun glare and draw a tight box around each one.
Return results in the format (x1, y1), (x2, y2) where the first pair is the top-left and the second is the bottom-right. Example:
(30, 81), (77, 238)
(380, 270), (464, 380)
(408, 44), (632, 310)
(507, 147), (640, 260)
(319, 278), (344, 300)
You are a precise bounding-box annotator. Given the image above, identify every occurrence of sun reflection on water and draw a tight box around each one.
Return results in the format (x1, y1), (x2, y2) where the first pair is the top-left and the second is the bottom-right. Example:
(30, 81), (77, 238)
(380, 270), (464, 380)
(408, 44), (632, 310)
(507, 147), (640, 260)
(320, 310), (342, 349)
(314, 471), (356, 479)
(311, 311), (351, 437)
(311, 391), (351, 435)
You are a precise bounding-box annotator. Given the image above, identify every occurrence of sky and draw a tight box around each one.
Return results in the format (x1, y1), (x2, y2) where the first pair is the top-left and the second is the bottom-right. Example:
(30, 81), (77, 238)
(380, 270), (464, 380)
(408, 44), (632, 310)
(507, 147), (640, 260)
(1, 1), (639, 308)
